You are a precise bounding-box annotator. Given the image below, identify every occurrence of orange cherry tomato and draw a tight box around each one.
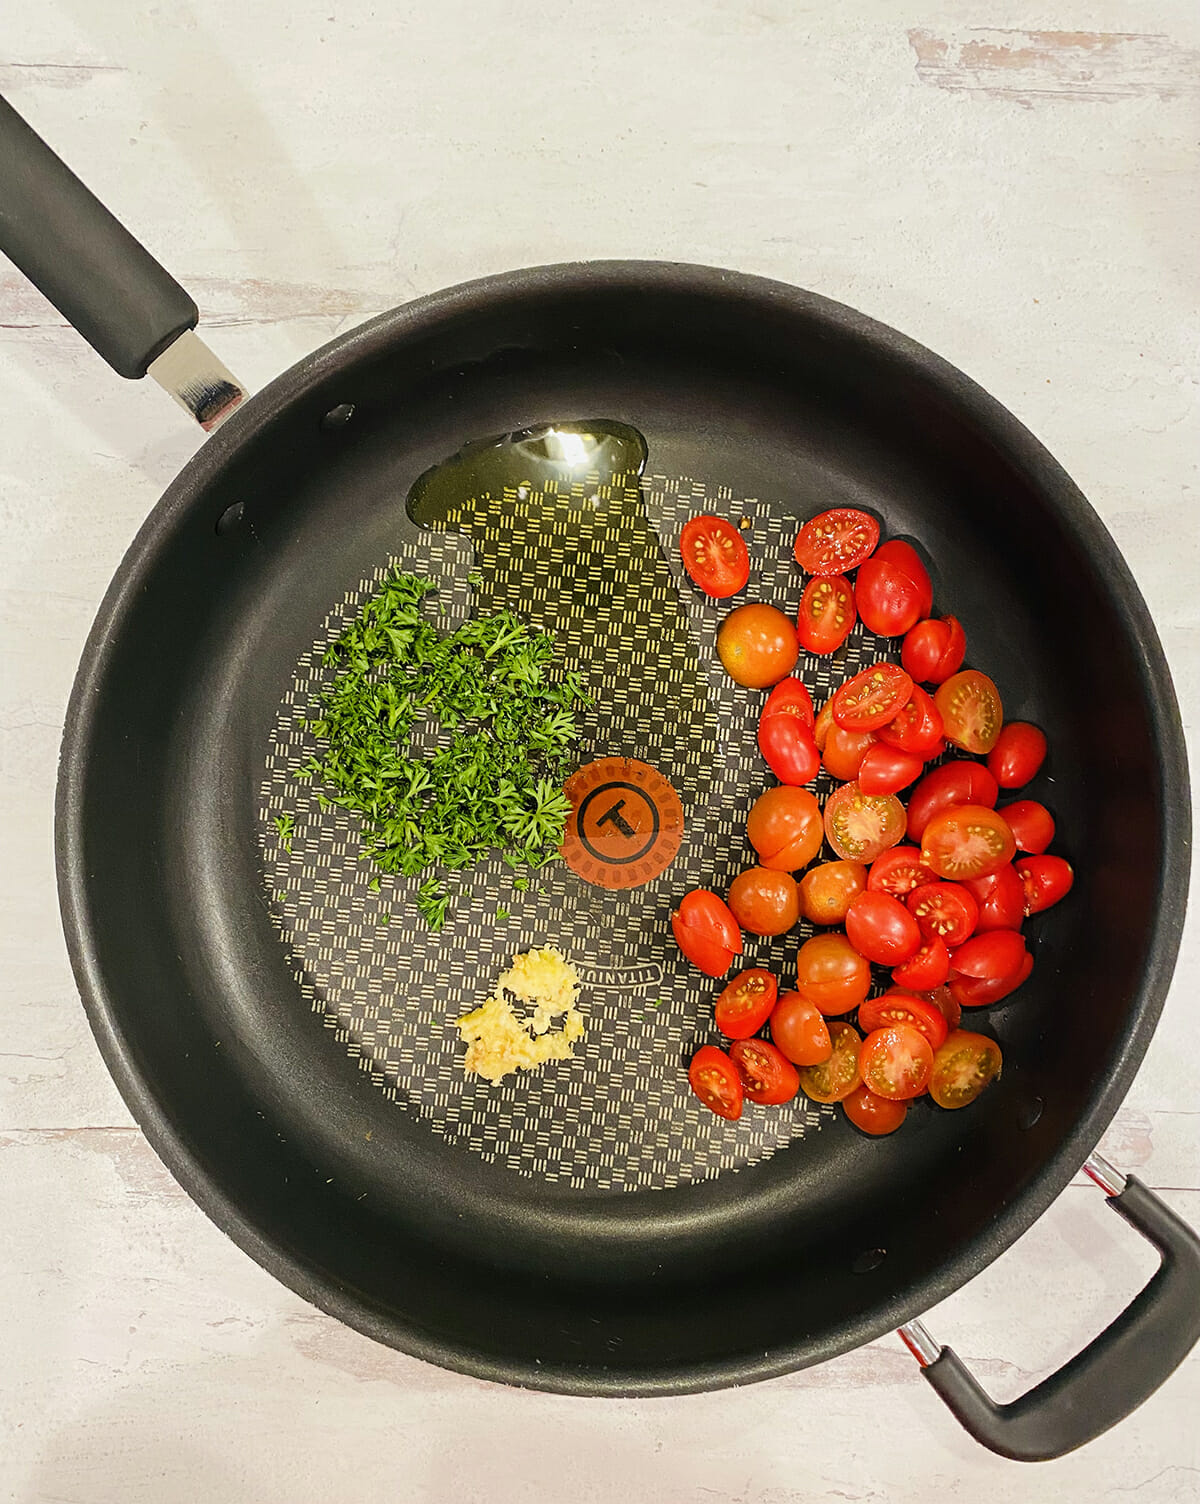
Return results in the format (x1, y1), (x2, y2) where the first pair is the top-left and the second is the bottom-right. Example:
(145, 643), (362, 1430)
(717, 603), (800, 688)
(747, 785), (824, 871)
(798, 1021), (862, 1103)
(727, 867), (801, 937)
(794, 933), (871, 1015)
(859, 1024), (934, 1100)
(769, 990), (832, 1066)
(929, 1030), (1002, 1109)
(824, 782), (906, 863)
(799, 860), (868, 925)
(842, 1083), (907, 1136)
(935, 670), (1004, 755)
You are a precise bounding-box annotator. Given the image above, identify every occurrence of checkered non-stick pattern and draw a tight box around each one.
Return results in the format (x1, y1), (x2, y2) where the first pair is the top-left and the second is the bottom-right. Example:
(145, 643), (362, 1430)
(259, 441), (882, 1192)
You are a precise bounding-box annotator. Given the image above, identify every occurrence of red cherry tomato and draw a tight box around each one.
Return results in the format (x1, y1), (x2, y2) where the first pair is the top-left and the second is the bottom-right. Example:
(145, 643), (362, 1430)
(924, 984), (962, 1032)
(858, 989), (949, 1050)
(822, 723), (878, 781)
(845, 891), (922, 965)
(935, 670), (1004, 755)
(727, 868), (801, 937)
(747, 786), (824, 871)
(906, 761), (1000, 842)
(797, 574), (856, 654)
(892, 937), (951, 990)
(761, 677), (815, 729)
(867, 845), (937, 899)
(842, 1084), (907, 1136)
(858, 743), (925, 796)
(824, 783), (907, 863)
(963, 863), (1026, 931)
(679, 514), (750, 598)
(769, 991), (833, 1066)
(671, 890), (743, 976)
(1016, 854), (1075, 914)
(951, 929), (1027, 981)
(717, 604), (800, 688)
(798, 1021), (862, 1103)
(1001, 800), (1055, 855)
(792, 508), (880, 576)
(730, 1037), (801, 1105)
(688, 1045), (743, 1119)
(714, 968), (778, 1039)
(929, 1030), (1002, 1109)
(795, 934), (872, 1015)
(920, 803), (1016, 881)
(901, 615), (966, 685)
(949, 951), (1034, 1008)
(860, 1024), (934, 1100)
(799, 860), (868, 925)
(832, 662), (914, 732)
(988, 722), (1047, 788)
(877, 685), (945, 759)
(854, 540), (933, 637)
(758, 715), (820, 785)
(906, 880), (980, 947)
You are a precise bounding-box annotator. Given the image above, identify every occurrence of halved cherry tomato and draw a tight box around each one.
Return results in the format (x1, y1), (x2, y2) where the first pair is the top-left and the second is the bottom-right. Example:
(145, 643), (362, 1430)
(929, 1030), (1002, 1109)
(858, 743), (925, 796)
(858, 989), (949, 1050)
(688, 1044), (743, 1119)
(951, 929), (1027, 981)
(1001, 800), (1055, 855)
(963, 863), (1026, 932)
(860, 1024), (934, 1100)
(867, 845), (937, 899)
(988, 721), (1047, 788)
(822, 723), (878, 781)
(921, 803), (1016, 881)
(761, 677), (815, 729)
(717, 604), (800, 689)
(905, 761), (1000, 842)
(728, 867), (801, 937)
(949, 951), (1033, 1008)
(714, 968), (778, 1039)
(1016, 854), (1074, 914)
(759, 716), (820, 785)
(793, 508), (880, 576)
(877, 685), (945, 759)
(798, 1021), (862, 1103)
(832, 662), (914, 732)
(795, 934), (871, 1015)
(935, 670), (1003, 755)
(797, 574), (856, 654)
(901, 615), (966, 685)
(845, 891), (922, 964)
(842, 1084), (907, 1136)
(824, 783), (906, 863)
(924, 984), (962, 1032)
(769, 991), (833, 1066)
(854, 540), (933, 637)
(730, 1038), (800, 1105)
(747, 786), (824, 871)
(679, 514), (750, 598)
(906, 881), (980, 948)
(799, 860), (868, 925)
(892, 937), (951, 990)
(672, 890), (743, 976)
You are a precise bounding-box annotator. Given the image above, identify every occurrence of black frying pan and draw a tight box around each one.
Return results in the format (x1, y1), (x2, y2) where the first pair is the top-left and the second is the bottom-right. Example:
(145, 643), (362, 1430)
(3, 95), (1198, 1462)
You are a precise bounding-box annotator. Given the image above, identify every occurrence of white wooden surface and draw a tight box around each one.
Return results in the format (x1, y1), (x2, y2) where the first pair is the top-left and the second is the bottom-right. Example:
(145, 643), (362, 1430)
(2, 1), (1199, 1498)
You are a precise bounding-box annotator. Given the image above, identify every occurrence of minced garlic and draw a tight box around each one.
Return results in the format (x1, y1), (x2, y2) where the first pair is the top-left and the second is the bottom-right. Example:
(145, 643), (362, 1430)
(456, 947), (585, 1083)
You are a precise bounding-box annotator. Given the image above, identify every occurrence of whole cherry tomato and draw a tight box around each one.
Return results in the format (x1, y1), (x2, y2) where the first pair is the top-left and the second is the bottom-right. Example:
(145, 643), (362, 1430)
(795, 934), (871, 1015)
(854, 540), (933, 637)
(799, 860), (868, 925)
(747, 786), (824, 871)
(988, 721), (1048, 788)
(951, 929), (1027, 981)
(717, 604), (799, 688)
(901, 615), (966, 685)
(728, 867), (801, 937)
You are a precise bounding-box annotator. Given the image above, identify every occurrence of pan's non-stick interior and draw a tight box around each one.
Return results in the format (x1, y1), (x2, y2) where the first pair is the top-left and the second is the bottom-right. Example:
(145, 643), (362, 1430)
(60, 267), (1186, 1391)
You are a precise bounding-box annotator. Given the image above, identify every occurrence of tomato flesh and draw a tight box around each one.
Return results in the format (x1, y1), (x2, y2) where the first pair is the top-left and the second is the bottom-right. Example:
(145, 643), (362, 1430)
(906, 880), (980, 947)
(798, 1021), (862, 1103)
(671, 890), (743, 976)
(901, 615), (966, 685)
(769, 991), (833, 1066)
(714, 968), (778, 1039)
(842, 1084), (907, 1136)
(731, 1037), (801, 1104)
(845, 890), (922, 965)
(867, 845), (936, 899)
(795, 933), (871, 1015)
(858, 990), (949, 1050)
(929, 1030), (1002, 1109)
(988, 722), (1047, 789)
(727, 867), (800, 938)
(860, 1025), (934, 1100)
(799, 860), (868, 925)
(935, 670), (1004, 755)
(797, 574), (856, 654)
(688, 1045), (744, 1119)
(906, 761), (1000, 842)
(717, 604), (800, 688)
(824, 782), (907, 863)
(793, 508), (880, 576)
(679, 514), (750, 598)
(832, 662), (914, 732)
(921, 803), (1017, 881)
(747, 785), (824, 871)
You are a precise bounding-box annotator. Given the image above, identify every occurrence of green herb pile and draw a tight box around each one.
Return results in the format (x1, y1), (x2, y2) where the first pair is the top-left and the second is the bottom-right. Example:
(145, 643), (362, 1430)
(297, 571), (586, 929)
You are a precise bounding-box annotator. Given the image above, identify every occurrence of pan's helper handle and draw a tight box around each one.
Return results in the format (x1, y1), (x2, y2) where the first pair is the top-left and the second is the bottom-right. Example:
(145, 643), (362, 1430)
(0, 94), (244, 428)
(899, 1154), (1200, 1461)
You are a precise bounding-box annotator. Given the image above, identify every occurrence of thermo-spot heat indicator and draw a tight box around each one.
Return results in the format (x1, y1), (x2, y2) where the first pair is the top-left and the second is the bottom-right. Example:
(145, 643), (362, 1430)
(561, 757), (684, 889)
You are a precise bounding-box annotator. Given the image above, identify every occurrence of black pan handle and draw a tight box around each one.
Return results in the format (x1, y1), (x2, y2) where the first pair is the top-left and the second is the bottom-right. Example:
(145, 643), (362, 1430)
(901, 1156), (1200, 1461)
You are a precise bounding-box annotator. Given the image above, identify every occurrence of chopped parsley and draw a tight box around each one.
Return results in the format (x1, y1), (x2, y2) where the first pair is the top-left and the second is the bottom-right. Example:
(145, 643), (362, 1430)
(273, 813), (294, 852)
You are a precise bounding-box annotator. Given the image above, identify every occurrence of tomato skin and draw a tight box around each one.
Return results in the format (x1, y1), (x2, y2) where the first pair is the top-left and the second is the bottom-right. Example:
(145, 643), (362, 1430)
(758, 716), (820, 785)
(935, 670), (1004, 755)
(795, 933), (872, 1015)
(858, 989), (949, 1049)
(867, 845), (937, 899)
(854, 540), (933, 637)
(813, 698), (835, 751)
(860, 1024), (934, 1100)
(797, 574), (856, 654)
(769, 990), (833, 1066)
(901, 615), (966, 685)
(747, 786), (824, 871)
(679, 514), (750, 598)
(845, 891), (922, 964)
(951, 928), (1027, 981)
(798, 1021), (862, 1103)
(906, 761), (1000, 842)
(688, 1045), (744, 1119)
(717, 604), (800, 688)
(892, 937), (951, 990)
(832, 662), (914, 732)
(963, 863), (1026, 932)
(1016, 854), (1074, 914)
(761, 677), (815, 729)
(921, 803), (1017, 881)
(1001, 800), (1055, 855)
(924, 984), (962, 1032)
(672, 890), (744, 976)
(793, 508), (880, 576)
(842, 1084), (907, 1136)
(858, 743), (925, 796)
(988, 722), (1047, 788)
(877, 685), (945, 759)
(822, 723), (877, 781)
(906, 880), (980, 948)
(730, 1038), (801, 1104)
(929, 1030), (1002, 1109)
(949, 950), (1033, 1008)
(714, 968), (778, 1039)
(824, 782), (907, 863)
(727, 868), (801, 937)
(799, 860), (868, 925)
